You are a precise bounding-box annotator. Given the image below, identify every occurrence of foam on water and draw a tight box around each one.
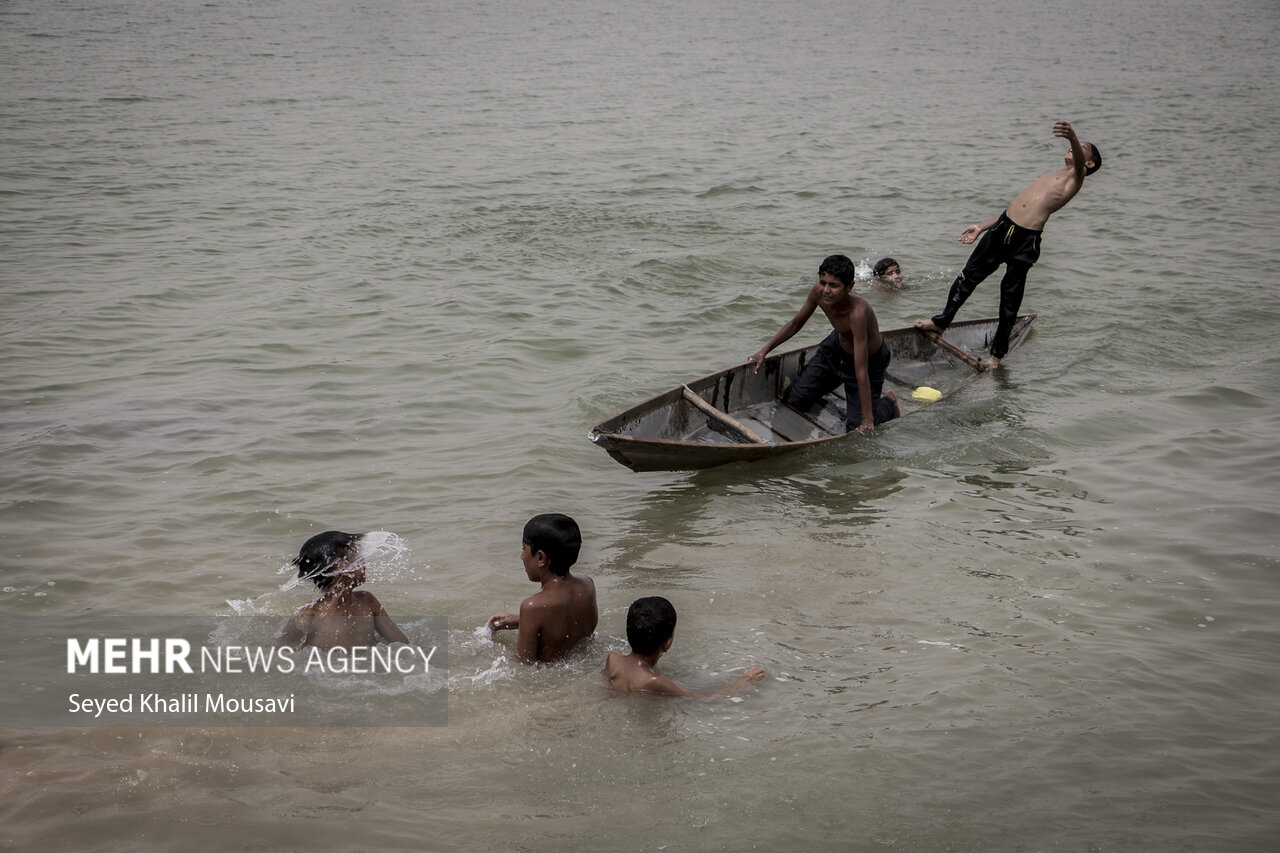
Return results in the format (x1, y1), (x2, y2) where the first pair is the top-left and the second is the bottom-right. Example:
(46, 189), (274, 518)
(273, 530), (418, 591)
(355, 530), (414, 580)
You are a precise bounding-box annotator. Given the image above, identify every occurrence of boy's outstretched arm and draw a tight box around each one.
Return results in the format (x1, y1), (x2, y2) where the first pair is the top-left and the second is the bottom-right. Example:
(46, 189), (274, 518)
(1054, 119), (1087, 182)
(849, 302), (875, 432)
(707, 666), (766, 700)
(749, 290), (819, 373)
(653, 666), (766, 701)
(959, 214), (1001, 244)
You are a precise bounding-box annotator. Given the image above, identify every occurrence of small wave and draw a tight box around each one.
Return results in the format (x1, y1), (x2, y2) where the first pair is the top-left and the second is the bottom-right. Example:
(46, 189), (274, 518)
(464, 656), (515, 687)
(695, 183), (764, 199)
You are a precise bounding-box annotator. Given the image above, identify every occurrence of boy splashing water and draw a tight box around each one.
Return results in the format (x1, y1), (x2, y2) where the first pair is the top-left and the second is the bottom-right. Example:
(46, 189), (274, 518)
(277, 531), (409, 649)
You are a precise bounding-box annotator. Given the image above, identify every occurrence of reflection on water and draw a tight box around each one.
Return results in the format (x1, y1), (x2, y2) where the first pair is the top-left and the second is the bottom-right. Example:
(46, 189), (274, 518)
(597, 463), (911, 575)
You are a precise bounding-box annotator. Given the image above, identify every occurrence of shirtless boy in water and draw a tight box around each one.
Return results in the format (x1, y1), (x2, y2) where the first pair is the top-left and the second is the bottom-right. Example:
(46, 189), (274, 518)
(749, 254), (899, 432)
(873, 257), (903, 287)
(486, 513), (598, 663)
(604, 596), (764, 700)
(917, 120), (1102, 370)
(277, 530), (409, 649)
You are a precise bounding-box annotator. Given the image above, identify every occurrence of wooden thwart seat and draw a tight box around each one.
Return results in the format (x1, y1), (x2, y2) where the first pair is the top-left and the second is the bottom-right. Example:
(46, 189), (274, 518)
(682, 386), (770, 444)
(915, 327), (983, 371)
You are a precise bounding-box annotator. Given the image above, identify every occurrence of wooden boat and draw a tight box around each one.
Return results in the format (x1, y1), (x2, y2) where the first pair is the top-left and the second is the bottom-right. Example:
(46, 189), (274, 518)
(588, 314), (1035, 472)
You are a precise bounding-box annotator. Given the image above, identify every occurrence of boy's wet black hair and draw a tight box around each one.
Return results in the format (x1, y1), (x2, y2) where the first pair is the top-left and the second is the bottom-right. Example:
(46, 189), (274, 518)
(1085, 142), (1102, 176)
(293, 530), (362, 590)
(873, 257), (899, 278)
(818, 254), (857, 287)
(522, 513), (581, 577)
(627, 596), (677, 655)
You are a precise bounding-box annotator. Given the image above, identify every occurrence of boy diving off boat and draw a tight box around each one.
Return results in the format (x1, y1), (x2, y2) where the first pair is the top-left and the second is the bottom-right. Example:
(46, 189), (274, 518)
(916, 120), (1102, 370)
(749, 254), (899, 432)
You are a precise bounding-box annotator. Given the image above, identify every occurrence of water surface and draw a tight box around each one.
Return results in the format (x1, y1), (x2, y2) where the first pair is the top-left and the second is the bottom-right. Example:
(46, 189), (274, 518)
(2, 0), (1278, 849)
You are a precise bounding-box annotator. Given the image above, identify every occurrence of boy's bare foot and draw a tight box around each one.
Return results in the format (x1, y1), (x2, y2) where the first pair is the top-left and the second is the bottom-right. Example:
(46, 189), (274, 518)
(914, 318), (942, 333)
(980, 356), (1000, 371)
(884, 389), (901, 419)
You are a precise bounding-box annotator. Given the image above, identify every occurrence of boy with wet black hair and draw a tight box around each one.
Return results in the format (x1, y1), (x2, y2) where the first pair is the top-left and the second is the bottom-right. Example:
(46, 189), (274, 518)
(749, 254), (900, 432)
(917, 119), (1102, 370)
(486, 513), (598, 663)
(603, 596), (765, 700)
(873, 257), (902, 285)
(277, 530), (409, 649)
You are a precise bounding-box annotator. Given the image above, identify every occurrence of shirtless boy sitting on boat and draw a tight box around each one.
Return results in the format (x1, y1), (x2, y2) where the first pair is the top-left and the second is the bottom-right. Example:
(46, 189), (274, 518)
(749, 254), (899, 432)
(916, 120), (1102, 370)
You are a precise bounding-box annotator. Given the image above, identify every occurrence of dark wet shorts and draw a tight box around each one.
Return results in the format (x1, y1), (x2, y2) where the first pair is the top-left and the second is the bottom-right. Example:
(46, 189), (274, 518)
(784, 332), (895, 430)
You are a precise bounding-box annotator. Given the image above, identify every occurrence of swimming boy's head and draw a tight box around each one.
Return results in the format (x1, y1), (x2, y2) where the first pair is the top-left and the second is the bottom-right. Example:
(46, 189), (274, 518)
(873, 257), (902, 283)
(293, 530), (362, 590)
(626, 596), (677, 655)
(522, 513), (581, 577)
(818, 254), (856, 288)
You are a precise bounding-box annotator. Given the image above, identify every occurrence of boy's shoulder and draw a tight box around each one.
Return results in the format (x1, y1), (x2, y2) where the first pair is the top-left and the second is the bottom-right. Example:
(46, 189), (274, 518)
(350, 589), (382, 607)
(603, 648), (626, 674)
(566, 573), (598, 610)
(603, 650), (642, 686)
(604, 653), (682, 696)
(523, 572), (596, 604)
(287, 600), (319, 628)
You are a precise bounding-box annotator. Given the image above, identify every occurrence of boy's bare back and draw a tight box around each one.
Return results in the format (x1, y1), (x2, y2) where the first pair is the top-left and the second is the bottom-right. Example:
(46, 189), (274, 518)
(604, 650), (764, 700)
(279, 589), (407, 649)
(604, 650), (680, 695)
(514, 573), (598, 662)
(486, 514), (598, 664)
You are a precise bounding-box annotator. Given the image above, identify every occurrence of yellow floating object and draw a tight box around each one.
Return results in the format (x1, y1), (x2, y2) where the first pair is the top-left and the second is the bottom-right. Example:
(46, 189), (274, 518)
(912, 386), (942, 402)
